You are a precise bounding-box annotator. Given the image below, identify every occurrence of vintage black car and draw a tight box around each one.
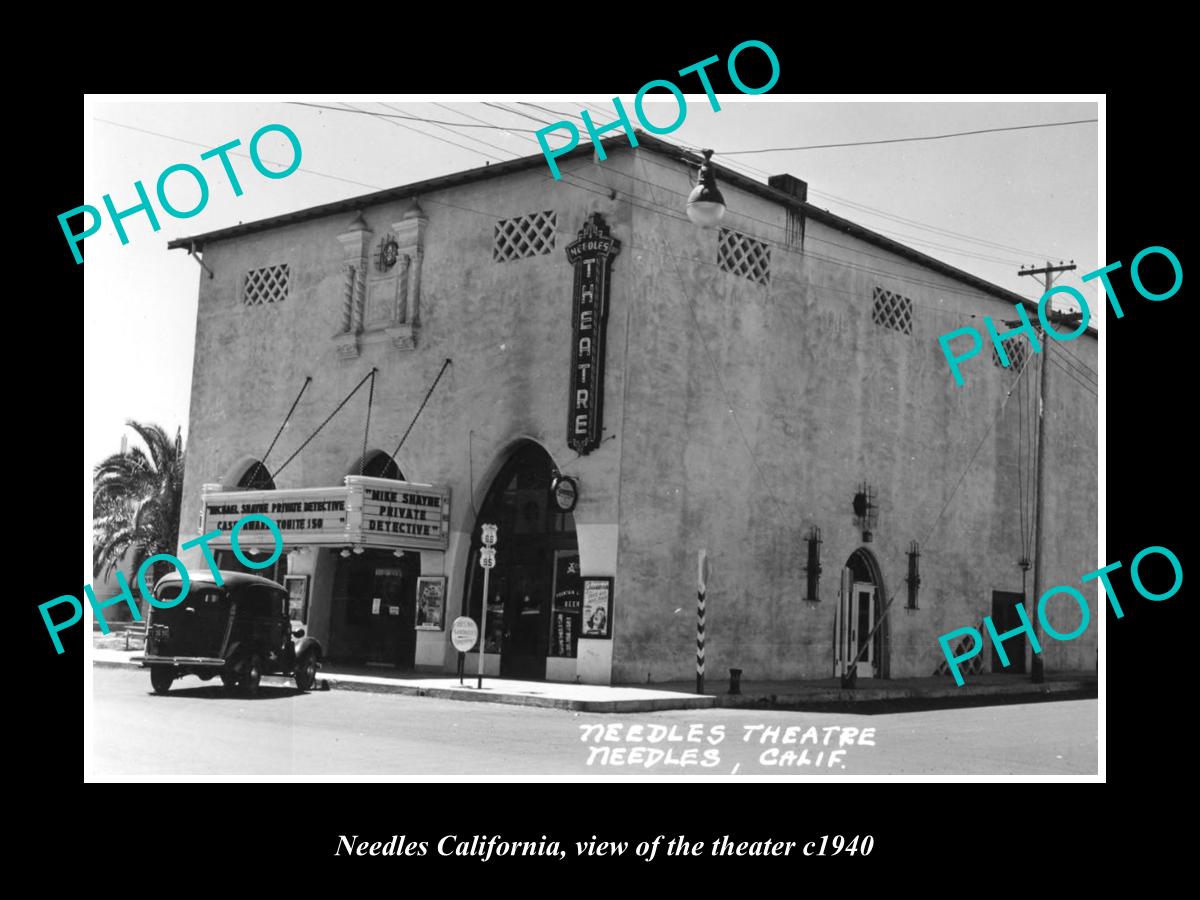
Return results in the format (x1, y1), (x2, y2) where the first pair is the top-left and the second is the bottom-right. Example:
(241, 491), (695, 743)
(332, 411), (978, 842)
(139, 570), (322, 696)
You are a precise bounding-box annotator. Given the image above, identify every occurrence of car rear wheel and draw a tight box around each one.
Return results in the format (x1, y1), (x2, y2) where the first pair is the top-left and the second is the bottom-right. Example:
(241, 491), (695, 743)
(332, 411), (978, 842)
(294, 653), (319, 692)
(150, 668), (174, 694)
(243, 654), (263, 698)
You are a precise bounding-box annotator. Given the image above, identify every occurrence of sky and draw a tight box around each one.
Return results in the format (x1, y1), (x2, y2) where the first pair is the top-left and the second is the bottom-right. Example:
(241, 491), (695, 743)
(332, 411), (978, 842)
(82, 96), (1100, 470)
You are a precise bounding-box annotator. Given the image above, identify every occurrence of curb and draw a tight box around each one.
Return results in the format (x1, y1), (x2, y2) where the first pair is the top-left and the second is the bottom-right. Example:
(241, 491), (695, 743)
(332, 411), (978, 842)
(94, 658), (714, 713)
(94, 658), (1095, 713)
(319, 675), (717, 712)
(715, 680), (1097, 709)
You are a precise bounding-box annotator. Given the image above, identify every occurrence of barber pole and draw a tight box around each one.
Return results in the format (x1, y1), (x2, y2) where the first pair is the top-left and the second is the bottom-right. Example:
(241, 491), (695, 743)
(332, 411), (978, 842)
(697, 549), (709, 694)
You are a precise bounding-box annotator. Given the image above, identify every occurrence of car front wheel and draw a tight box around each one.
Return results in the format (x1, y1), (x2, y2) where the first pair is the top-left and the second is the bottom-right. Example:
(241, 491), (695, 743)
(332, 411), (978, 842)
(243, 654), (263, 698)
(150, 668), (174, 694)
(294, 653), (319, 692)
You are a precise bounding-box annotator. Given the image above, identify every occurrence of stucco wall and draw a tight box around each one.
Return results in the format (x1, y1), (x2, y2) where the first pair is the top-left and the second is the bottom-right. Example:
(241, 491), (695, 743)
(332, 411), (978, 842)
(175, 143), (1098, 685)
(607, 148), (1098, 683)
(175, 155), (635, 670)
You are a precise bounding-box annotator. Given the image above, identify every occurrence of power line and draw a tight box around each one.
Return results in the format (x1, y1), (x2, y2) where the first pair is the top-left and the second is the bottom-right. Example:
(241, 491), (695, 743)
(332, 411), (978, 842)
(805, 186), (1058, 259)
(93, 117), (384, 190)
(563, 157), (1044, 307)
(480, 101), (557, 127)
(398, 101), (1041, 265)
(1027, 359), (1038, 553)
(430, 102), (543, 157)
(1050, 338), (1099, 381)
(114, 105), (1062, 337)
(379, 102), (522, 161)
(1016, 357), (1027, 561)
(517, 101), (582, 121)
(288, 101), (546, 134)
(515, 99), (775, 179)
(336, 101), (508, 163)
(630, 152), (1038, 275)
(721, 118), (1100, 155)
(1048, 346), (1098, 384)
(924, 349), (1037, 547)
(1047, 354), (1099, 397)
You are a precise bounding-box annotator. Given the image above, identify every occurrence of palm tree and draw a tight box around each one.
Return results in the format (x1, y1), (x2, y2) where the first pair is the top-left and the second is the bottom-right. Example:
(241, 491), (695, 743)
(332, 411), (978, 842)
(93, 422), (186, 605)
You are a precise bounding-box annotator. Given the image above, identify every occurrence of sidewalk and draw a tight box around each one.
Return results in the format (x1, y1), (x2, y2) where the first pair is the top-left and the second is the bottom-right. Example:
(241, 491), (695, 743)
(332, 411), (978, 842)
(93, 650), (1096, 713)
(92, 650), (709, 712)
(651, 671), (1097, 710)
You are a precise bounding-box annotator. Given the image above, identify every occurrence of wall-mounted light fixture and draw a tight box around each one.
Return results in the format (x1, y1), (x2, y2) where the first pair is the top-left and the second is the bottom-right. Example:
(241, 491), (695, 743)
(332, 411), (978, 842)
(906, 541), (921, 609)
(852, 482), (878, 542)
(804, 526), (822, 602)
(686, 149), (727, 228)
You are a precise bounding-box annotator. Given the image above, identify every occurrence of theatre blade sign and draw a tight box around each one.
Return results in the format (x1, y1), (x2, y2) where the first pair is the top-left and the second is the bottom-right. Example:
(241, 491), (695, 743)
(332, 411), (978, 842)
(566, 213), (620, 455)
(200, 475), (450, 552)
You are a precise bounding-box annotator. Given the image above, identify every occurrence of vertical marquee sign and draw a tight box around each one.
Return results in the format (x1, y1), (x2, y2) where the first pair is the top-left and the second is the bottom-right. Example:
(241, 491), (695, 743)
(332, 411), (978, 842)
(565, 213), (620, 454)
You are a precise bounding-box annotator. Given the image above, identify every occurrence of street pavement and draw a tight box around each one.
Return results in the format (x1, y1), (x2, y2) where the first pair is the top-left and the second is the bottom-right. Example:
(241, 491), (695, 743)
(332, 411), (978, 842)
(89, 666), (1097, 778)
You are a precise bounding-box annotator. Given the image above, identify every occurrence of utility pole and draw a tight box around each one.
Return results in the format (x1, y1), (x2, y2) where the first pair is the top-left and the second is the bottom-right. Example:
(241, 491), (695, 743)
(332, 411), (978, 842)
(1016, 260), (1077, 684)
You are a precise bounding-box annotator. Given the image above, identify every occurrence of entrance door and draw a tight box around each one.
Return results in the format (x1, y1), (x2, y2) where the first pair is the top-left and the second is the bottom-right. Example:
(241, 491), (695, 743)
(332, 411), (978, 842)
(991, 590), (1026, 673)
(499, 556), (550, 679)
(367, 566), (416, 670)
(330, 550), (417, 669)
(849, 582), (876, 678)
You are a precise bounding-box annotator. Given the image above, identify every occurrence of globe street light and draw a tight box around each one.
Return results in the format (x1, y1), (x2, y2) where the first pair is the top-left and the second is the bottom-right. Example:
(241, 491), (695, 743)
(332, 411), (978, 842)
(686, 149), (727, 227)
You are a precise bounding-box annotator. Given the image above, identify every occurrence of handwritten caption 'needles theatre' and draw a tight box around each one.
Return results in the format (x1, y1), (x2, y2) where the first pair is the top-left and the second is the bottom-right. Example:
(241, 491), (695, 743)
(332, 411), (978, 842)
(579, 722), (876, 770)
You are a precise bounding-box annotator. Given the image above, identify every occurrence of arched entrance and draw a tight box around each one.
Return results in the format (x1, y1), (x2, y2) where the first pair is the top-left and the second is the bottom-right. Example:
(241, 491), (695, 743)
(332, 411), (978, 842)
(835, 548), (890, 680)
(464, 442), (579, 680)
(327, 450), (417, 668)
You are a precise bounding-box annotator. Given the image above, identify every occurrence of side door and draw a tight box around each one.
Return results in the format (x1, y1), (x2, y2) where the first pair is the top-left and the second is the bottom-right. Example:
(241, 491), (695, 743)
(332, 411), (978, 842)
(991, 590), (1027, 673)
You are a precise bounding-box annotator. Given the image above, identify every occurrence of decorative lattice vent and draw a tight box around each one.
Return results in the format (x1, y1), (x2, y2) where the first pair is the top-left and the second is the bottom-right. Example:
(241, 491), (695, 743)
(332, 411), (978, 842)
(718, 228), (770, 285)
(243, 264), (289, 306)
(871, 287), (913, 335)
(493, 211), (556, 262)
(992, 335), (1030, 372)
(933, 620), (987, 677)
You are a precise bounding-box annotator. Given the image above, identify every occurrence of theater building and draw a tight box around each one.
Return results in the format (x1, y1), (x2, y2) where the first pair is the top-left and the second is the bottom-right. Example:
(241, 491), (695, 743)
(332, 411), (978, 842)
(169, 132), (1098, 685)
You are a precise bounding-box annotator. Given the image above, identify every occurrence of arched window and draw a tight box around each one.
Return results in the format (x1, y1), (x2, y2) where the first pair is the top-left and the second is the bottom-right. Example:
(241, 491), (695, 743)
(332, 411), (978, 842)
(237, 459), (276, 490)
(216, 457), (281, 582)
(349, 450), (403, 480)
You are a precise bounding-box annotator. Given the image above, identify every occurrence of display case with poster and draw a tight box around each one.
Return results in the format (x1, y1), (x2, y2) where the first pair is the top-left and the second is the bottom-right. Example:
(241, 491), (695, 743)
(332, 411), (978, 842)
(580, 577), (613, 639)
(284, 575), (309, 622)
(415, 576), (446, 630)
(549, 550), (582, 657)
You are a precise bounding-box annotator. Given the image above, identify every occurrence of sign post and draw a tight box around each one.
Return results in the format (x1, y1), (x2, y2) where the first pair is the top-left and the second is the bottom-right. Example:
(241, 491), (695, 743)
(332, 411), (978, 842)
(477, 524), (498, 689)
(697, 549), (709, 695)
(450, 616), (479, 686)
